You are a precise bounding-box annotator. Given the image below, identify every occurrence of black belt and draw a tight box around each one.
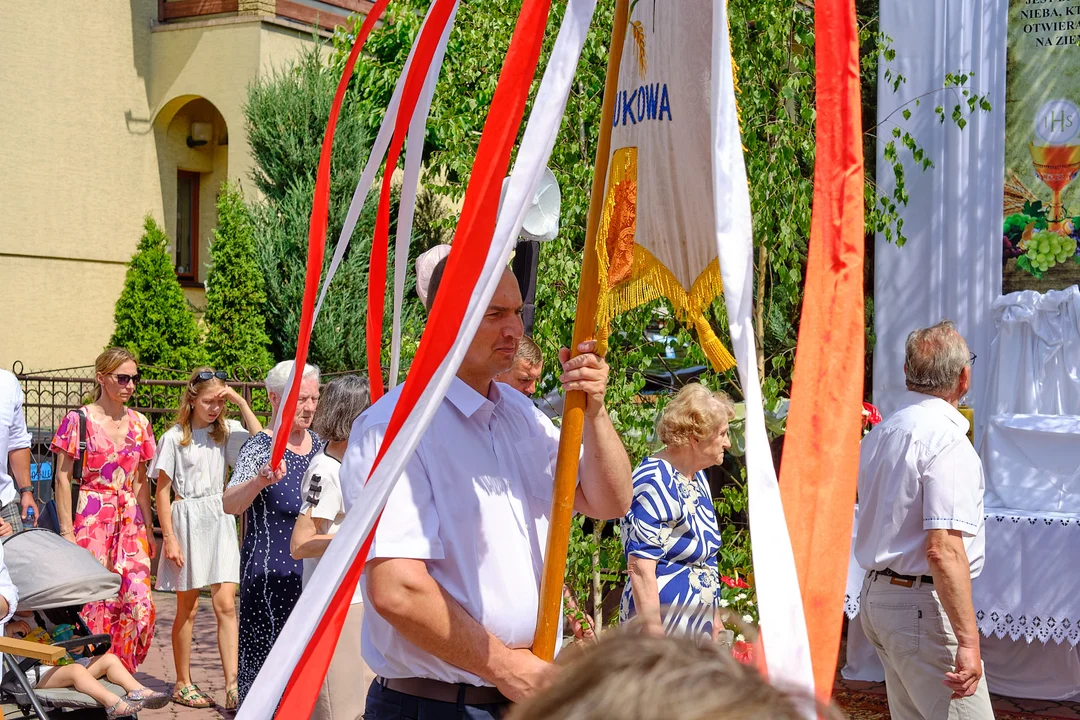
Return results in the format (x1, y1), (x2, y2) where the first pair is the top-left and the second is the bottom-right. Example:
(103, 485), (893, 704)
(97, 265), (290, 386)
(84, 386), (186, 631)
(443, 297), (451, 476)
(873, 568), (934, 587)
(378, 677), (509, 706)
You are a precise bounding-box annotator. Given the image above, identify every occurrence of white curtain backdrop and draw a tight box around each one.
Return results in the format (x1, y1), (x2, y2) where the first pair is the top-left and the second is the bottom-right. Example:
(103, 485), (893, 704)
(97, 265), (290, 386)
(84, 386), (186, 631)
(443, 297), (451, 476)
(873, 0), (1007, 438)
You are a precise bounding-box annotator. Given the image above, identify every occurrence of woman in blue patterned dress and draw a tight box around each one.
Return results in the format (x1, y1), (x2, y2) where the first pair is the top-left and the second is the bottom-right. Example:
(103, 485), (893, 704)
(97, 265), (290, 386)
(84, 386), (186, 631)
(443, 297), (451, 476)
(221, 361), (323, 706)
(620, 383), (734, 641)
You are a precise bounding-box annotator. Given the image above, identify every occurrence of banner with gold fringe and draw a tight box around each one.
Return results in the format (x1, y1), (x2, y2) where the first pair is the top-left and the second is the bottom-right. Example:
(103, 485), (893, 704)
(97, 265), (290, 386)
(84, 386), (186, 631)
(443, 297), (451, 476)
(594, 0), (736, 371)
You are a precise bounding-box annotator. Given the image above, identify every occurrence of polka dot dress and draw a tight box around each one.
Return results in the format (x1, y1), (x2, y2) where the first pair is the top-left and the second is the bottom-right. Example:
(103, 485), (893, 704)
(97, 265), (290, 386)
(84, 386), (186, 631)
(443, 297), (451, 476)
(230, 430), (324, 705)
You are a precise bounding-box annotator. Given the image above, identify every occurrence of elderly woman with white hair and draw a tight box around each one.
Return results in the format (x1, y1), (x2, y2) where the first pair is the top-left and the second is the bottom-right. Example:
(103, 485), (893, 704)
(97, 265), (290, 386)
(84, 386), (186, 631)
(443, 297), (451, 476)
(222, 360), (323, 705)
(620, 383), (734, 642)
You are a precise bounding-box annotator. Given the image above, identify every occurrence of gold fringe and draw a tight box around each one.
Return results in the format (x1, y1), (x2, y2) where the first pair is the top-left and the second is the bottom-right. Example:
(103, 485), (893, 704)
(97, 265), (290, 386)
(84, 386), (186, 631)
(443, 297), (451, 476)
(593, 148), (737, 373)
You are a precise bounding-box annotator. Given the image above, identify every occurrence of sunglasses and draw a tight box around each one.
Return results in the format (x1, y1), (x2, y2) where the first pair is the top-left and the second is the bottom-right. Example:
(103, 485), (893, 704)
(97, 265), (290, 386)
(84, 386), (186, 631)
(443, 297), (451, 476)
(969, 352), (977, 366)
(195, 370), (229, 382)
(111, 373), (141, 387)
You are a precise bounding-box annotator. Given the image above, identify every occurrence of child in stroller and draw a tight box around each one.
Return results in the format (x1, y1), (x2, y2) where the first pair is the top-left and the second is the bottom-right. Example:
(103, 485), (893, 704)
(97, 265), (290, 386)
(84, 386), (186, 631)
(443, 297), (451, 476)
(7, 613), (170, 718)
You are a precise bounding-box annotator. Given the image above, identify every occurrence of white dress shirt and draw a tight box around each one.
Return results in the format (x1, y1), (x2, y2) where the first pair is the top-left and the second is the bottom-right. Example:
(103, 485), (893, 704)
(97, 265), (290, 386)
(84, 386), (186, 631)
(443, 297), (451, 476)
(299, 451), (363, 605)
(340, 377), (562, 686)
(855, 391), (985, 578)
(0, 370), (33, 508)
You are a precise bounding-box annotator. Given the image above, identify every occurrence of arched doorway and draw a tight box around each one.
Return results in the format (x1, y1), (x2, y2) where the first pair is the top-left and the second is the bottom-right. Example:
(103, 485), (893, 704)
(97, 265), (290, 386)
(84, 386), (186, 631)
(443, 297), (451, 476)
(153, 96), (228, 290)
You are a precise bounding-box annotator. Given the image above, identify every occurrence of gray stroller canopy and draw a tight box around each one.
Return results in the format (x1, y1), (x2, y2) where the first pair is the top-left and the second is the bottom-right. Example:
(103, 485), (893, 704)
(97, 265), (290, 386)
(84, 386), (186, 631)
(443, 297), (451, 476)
(2, 528), (120, 610)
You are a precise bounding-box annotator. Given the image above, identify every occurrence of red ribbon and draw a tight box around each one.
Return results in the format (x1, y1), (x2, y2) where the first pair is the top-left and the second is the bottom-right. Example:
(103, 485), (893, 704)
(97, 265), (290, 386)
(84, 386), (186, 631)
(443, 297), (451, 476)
(366, 0), (460, 402)
(273, 1), (554, 715)
(269, 0), (392, 469)
(777, 0), (865, 700)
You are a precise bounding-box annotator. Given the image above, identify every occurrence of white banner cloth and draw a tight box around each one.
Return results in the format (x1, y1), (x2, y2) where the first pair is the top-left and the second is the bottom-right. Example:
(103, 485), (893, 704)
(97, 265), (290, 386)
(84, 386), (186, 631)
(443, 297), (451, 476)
(874, 0), (1008, 439)
(236, 2), (598, 714)
(710, 0), (813, 705)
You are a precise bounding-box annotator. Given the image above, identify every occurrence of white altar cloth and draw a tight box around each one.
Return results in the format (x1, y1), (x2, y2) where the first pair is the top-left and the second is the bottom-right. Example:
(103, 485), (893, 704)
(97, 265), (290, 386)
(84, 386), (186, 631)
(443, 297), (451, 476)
(983, 414), (1080, 514)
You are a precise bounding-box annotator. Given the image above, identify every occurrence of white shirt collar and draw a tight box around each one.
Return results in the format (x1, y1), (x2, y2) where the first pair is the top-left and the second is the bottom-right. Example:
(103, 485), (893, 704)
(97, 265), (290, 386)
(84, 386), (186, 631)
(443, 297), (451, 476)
(445, 375), (504, 424)
(901, 390), (968, 432)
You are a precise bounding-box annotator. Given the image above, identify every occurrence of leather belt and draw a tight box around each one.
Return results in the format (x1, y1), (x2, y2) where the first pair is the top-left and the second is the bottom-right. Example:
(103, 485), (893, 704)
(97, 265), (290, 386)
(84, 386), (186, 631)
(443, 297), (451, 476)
(873, 568), (934, 587)
(379, 677), (510, 706)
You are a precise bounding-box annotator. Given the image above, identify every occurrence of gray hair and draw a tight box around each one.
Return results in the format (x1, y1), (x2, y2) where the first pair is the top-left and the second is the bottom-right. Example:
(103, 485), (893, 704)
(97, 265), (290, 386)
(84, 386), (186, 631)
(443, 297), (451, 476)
(265, 360), (321, 398)
(904, 319), (969, 398)
(312, 375), (372, 442)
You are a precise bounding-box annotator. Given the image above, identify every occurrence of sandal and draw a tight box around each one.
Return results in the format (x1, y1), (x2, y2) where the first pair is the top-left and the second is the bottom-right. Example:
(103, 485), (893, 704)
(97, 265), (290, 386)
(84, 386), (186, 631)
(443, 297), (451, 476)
(173, 683), (214, 709)
(225, 685), (239, 711)
(105, 697), (140, 719)
(127, 687), (171, 710)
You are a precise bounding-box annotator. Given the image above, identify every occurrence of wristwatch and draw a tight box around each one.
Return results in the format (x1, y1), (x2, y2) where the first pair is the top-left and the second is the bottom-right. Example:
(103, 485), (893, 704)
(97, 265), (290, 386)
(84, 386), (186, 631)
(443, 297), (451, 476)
(17, 486), (33, 494)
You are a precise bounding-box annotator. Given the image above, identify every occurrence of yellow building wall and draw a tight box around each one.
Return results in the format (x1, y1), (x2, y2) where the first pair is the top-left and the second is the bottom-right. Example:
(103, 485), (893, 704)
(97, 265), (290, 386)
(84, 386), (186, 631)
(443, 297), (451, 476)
(0, 5), (317, 373)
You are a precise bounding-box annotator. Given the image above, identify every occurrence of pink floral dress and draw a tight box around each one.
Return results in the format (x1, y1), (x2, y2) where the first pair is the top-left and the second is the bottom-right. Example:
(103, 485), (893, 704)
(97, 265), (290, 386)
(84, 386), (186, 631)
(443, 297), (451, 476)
(51, 407), (157, 673)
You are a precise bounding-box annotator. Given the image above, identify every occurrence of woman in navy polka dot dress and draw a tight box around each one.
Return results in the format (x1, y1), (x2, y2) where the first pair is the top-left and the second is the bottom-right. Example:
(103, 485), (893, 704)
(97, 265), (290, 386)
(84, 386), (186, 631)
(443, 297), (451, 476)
(222, 362), (324, 706)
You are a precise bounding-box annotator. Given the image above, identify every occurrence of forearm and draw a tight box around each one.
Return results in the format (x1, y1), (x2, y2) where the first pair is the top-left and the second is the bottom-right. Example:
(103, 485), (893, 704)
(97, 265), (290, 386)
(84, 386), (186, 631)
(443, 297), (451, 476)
(135, 469), (153, 529)
(577, 406), (633, 519)
(367, 559), (518, 686)
(236, 399), (263, 435)
(627, 556), (662, 628)
(928, 545), (979, 647)
(222, 478), (263, 516)
(54, 469), (75, 535)
(9, 448), (31, 490)
(155, 483), (175, 537)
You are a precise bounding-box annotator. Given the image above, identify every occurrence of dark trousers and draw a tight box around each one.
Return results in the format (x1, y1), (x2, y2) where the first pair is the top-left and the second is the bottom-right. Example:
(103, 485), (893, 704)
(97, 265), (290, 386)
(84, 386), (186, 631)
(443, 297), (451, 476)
(363, 680), (510, 720)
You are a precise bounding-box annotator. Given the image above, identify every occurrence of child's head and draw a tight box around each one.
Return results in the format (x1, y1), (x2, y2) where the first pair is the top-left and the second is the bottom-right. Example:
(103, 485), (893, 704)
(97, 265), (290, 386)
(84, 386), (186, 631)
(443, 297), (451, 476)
(176, 368), (229, 446)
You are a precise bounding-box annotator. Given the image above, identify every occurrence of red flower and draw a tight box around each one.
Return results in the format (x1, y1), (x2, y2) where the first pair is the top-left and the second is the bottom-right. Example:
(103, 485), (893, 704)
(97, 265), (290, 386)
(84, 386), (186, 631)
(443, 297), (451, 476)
(721, 575), (750, 590)
(732, 640), (754, 664)
(861, 402), (882, 427)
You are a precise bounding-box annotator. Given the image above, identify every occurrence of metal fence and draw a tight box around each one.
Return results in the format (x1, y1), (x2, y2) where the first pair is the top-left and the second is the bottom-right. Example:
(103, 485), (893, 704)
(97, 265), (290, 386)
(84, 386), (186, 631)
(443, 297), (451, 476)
(13, 361), (273, 507)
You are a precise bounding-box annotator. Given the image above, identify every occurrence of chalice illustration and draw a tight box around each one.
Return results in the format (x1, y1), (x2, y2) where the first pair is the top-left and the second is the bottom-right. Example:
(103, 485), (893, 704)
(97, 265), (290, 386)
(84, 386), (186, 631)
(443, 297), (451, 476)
(1029, 142), (1080, 233)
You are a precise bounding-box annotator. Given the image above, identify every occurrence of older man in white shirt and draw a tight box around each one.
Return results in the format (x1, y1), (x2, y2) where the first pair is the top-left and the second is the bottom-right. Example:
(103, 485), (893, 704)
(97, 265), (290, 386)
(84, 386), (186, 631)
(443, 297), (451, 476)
(0, 370), (37, 534)
(856, 320), (993, 720)
(341, 263), (632, 719)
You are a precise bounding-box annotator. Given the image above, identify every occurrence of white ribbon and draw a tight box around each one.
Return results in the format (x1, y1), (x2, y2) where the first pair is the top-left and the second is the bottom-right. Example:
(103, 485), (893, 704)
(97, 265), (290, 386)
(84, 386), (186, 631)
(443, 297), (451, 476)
(710, 0), (815, 709)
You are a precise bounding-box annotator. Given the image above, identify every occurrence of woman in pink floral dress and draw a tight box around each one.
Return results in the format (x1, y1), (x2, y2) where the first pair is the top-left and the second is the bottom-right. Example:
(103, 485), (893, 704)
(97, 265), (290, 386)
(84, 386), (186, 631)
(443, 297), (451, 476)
(51, 348), (158, 673)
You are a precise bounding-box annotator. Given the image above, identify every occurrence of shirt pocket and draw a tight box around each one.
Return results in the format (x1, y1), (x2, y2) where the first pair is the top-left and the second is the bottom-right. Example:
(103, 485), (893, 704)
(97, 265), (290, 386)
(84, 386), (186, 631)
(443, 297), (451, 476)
(514, 435), (555, 509)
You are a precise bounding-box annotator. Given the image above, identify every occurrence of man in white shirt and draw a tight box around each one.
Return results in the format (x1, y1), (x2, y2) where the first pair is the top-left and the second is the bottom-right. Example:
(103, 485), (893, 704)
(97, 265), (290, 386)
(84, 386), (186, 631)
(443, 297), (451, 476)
(855, 320), (993, 720)
(341, 264), (632, 719)
(0, 370), (37, 533)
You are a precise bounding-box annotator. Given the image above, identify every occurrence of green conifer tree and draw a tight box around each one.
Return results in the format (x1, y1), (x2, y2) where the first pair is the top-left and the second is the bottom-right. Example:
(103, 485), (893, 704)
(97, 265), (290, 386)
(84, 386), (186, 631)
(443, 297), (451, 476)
(109, 215), (207, 375)
(204, 182), (273, 376)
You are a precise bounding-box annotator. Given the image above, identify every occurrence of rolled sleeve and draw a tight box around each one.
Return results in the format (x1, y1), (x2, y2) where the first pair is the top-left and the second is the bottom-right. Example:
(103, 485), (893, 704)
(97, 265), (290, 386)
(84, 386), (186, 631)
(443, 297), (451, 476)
(340, 418), (444, 561)
(8, 386), (31, 452)
(922, 438), (983, 536)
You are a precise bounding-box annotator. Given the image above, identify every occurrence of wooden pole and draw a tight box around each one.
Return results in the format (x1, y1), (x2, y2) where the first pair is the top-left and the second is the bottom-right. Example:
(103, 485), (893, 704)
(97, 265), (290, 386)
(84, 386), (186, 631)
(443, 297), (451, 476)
(532, 0), (629, 660)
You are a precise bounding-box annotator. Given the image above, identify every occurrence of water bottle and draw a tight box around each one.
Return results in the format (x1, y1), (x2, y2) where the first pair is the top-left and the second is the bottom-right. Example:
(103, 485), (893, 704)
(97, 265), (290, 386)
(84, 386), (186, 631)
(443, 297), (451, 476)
(25, 506), (35, 527)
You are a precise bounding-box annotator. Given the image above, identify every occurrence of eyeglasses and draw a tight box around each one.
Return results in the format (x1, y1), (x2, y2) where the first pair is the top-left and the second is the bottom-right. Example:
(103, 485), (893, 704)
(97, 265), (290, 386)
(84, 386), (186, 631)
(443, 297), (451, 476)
(111, 373), (140, 386)
(969, 352), (977, 366)
(195, 370), (228, 382)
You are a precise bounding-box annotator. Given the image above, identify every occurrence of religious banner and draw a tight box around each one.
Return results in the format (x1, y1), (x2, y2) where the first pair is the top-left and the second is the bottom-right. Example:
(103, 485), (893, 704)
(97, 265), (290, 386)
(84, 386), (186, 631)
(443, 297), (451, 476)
(593, 0), (736, 371)
(1002, 0), (1080, 293)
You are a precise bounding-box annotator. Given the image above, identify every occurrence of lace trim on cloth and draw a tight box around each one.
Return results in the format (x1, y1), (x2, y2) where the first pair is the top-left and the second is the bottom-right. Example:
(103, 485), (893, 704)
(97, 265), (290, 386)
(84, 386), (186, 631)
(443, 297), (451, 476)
(976, 608), (1080, 646)
(845, 593), (860, 620)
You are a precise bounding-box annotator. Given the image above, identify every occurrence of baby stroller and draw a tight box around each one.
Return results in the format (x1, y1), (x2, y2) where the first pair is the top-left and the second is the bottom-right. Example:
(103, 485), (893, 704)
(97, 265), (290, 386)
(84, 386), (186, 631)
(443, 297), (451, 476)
(1, 528), (125, 719)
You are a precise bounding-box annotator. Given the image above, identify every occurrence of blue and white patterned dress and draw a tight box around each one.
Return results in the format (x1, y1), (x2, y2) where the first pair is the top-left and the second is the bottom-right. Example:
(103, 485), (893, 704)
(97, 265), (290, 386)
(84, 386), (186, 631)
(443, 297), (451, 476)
(619, 456), (722, 640)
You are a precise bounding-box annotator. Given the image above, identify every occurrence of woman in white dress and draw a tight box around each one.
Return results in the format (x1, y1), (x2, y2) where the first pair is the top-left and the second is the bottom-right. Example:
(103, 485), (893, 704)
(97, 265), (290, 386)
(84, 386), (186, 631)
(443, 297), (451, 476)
(290, 375), (373, 720)
(150, 368), (262, 711)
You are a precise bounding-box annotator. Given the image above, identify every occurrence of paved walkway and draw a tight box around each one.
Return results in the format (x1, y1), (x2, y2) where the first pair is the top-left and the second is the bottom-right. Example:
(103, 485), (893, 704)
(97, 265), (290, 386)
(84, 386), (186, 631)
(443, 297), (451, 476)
(135, 591), (229, 720)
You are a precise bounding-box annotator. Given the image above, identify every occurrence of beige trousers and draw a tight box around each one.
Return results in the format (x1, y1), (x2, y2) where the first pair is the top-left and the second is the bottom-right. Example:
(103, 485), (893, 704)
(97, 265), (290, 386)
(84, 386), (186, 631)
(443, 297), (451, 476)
(311, 602), (377, 720)
(859, 574), (995, 720)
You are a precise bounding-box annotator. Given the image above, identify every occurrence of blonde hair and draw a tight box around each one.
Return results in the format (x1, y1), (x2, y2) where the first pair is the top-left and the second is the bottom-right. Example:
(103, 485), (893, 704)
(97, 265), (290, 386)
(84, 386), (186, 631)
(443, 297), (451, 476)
(507, 633), (833, 720)
(656, 383), (736, 448)
(175, 367), (229, 447)
(516, 336), (543, 366)
(93, 348), (138, 401)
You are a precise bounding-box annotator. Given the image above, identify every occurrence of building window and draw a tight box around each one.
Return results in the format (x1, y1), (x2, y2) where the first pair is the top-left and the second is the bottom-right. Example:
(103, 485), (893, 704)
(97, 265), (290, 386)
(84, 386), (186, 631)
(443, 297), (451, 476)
(176, 171), (200, 280)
